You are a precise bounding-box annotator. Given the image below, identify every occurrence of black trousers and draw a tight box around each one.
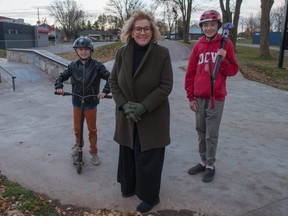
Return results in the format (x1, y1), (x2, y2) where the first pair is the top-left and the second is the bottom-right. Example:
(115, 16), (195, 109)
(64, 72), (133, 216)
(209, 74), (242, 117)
(117, 130), (165, 204)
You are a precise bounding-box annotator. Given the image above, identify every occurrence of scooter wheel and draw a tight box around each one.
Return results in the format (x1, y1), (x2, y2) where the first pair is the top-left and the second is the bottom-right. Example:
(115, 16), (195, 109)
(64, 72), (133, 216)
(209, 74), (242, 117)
(77, 164), (82, 174)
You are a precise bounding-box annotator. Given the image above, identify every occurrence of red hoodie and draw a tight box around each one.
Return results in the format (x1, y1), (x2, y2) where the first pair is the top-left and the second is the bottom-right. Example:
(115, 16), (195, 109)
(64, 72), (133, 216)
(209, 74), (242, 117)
(185, 34), (239, 101)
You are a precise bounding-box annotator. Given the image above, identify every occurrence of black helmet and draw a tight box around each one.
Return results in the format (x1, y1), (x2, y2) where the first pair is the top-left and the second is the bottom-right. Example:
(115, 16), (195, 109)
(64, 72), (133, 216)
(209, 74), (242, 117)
(73, 37), (94, 51)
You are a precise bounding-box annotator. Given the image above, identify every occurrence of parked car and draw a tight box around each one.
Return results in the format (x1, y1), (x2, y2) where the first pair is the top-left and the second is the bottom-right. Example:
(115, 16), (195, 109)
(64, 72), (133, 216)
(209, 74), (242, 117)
(237, 37), (245, 40)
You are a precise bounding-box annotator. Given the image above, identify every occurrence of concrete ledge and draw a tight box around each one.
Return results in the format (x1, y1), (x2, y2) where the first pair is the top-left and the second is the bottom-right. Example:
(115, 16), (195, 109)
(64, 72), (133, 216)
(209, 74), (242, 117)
(6, 48), (71, 80)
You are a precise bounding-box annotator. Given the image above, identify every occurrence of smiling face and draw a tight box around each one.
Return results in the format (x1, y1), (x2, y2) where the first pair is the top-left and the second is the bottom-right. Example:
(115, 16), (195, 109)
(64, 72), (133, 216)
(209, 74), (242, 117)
(132, 19), (152, 46)
(75, 47), (91, 60)
(201, 21), (219, 38)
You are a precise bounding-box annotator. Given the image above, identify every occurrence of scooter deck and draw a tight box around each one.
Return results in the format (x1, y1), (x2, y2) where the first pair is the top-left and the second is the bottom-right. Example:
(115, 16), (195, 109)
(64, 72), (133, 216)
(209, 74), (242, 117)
(72, 155), (84, 166)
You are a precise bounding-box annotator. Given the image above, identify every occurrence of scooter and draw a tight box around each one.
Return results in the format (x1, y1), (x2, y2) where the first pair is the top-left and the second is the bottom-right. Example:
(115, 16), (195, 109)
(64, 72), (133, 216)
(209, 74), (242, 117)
(54, 91), (112, 174)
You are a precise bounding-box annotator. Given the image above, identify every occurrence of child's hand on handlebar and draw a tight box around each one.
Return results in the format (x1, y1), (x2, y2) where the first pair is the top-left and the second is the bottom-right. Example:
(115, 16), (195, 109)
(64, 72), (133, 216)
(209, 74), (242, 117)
(56, 89), (64, 95)
(98, 92), (106, 99)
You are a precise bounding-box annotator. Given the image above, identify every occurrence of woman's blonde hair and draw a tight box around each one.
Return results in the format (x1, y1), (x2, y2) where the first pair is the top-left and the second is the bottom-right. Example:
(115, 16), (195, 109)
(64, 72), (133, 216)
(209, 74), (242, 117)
(120, 9), (162, 43)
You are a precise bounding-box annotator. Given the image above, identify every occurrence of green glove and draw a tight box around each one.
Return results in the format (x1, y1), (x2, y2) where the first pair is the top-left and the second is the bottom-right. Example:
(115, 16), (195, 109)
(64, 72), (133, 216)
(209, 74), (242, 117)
(121, 102), (130, 112)
(122, 102), (141, 123)
(128, 102), (147, 117)
(126, 112), (141, 123)
(121, 102), (135, 113)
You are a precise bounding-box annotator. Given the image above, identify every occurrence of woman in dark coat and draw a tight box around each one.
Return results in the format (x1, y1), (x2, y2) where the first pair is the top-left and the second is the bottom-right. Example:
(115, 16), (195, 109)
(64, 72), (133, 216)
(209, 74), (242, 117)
(109, 9), (173, 213)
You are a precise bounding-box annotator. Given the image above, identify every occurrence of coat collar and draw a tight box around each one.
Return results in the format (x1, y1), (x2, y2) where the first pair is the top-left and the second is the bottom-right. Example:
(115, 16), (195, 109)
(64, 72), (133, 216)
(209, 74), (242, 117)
(121, 39), (156, 80)
(119, 39), (156, 99)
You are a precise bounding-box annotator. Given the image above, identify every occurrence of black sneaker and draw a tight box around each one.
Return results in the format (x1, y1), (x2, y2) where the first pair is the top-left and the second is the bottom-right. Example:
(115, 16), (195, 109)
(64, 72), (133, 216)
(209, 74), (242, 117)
(202, 167), (215, 182)
(136, 199), (160, 213)
(187, 163), (206, 175)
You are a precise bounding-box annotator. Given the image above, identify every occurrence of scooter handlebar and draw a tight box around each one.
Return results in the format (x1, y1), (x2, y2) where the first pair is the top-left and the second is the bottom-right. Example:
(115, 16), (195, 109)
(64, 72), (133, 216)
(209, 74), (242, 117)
(54, 91), (72, 96)
(104, 95), (112, 99)
(54, 91), (112, 98)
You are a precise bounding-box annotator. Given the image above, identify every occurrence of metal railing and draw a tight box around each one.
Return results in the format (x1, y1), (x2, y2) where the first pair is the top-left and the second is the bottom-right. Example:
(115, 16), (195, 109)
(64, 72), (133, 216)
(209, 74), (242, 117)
(0, 65), (16, 91)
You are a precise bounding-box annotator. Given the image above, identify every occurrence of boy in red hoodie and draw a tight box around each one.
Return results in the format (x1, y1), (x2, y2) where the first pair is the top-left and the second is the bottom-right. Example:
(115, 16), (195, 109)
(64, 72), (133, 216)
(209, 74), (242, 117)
(185, 10), (239, 182)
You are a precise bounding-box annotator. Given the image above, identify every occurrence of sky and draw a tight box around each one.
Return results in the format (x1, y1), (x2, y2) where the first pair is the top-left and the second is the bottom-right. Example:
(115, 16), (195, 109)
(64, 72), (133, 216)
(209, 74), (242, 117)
(0, 0), (285, 26)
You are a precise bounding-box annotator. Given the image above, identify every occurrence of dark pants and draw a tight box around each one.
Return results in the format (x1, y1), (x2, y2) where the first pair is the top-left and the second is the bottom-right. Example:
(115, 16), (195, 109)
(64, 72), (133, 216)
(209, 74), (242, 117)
(117, 130), (165, 204)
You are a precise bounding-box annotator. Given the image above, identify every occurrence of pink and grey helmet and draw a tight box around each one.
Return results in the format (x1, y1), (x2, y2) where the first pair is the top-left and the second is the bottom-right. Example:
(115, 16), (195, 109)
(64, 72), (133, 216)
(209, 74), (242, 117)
(199, 10), (222, 29)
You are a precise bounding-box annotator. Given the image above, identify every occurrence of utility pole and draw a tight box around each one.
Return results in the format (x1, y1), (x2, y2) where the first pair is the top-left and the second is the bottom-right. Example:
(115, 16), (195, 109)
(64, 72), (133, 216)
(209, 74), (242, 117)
(278, 0), (288, 68)
(36, 8), (41, 25)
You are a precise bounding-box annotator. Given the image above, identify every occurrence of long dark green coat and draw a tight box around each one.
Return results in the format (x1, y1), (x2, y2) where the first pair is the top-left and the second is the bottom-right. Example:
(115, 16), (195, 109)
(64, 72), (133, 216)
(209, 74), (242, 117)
(109, 40), (173, 152)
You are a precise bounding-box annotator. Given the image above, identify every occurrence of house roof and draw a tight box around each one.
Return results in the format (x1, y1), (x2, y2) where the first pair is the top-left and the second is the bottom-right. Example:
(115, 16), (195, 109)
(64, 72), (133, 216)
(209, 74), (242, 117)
(0, 16), (12, 20)
(189, 27), (202, 34)
(79, 30), (113, 36)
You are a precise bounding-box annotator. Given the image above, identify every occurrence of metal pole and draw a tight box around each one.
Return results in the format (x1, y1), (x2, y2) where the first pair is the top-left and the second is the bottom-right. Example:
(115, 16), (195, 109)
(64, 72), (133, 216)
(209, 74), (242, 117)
(12, 76), (16, 91)
(55, 26), (57, 46)
(278, 0), (288, 68)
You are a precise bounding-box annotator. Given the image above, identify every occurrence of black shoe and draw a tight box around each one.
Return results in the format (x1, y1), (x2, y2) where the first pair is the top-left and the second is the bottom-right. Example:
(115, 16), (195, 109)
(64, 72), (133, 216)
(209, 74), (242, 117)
(136, 199), (160, 213)
(202, 167), (215, 182)
(122, 192), (135, 198)
(188, 163), (206, 175)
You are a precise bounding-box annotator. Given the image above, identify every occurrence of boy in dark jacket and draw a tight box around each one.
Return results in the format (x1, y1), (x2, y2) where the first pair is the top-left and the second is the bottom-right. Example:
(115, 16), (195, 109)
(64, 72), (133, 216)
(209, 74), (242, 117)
(185, 10), (238, 182)
(55, 37), (110, 165)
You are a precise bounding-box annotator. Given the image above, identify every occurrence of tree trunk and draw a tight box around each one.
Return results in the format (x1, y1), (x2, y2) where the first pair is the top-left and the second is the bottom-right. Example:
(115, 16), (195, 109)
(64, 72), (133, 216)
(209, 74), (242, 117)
(232, 0), (243, 47)
(219, 0), (241, 47)
(259, 0), (274, 58)
(183, 0), (192, 43)
(173, 0), (193, 43)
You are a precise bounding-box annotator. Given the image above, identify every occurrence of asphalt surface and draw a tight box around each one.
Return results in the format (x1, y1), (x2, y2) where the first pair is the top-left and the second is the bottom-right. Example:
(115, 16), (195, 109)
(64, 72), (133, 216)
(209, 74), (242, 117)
(0, 40), (287, 216)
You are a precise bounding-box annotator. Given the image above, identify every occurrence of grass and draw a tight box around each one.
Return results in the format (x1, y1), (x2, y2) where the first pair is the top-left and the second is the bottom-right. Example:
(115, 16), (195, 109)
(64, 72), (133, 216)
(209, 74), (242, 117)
(0, 174), (59, 216)
(58, 41), (124, 63)
(235, 45), (288, 91)
(0, 49), (6, 58)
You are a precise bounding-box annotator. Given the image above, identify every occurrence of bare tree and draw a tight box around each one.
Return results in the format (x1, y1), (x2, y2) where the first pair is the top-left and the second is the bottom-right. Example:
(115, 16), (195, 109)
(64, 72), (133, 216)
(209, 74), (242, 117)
(92, 21), (100, 30)
(153, 0), (177, 36)
(49, 0), (85, 39)
(172, 0), (193, 43)
(97, 14), (108, 31)
(106, 15), (122, 31)
(219, 0), (243, 46)
(270, 4), (285, 32)
(259, 0), (274, 58)
(165, 2), (177, 36)
(219, 0), (232, 24)
(105, 0), (146, 27)
(244, 13), (260, 38)
(238, 16), (246, 33)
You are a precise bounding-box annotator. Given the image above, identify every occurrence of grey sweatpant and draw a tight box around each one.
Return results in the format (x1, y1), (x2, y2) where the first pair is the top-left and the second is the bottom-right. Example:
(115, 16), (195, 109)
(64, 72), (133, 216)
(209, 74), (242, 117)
(195, 98), (224, 166)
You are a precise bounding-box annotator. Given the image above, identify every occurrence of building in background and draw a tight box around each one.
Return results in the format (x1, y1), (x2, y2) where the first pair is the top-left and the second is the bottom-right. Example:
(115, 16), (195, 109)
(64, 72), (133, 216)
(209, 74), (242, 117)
(0, 16), (49, 49)
(252, 32), (281, 45)
(79, 30), (117, 41)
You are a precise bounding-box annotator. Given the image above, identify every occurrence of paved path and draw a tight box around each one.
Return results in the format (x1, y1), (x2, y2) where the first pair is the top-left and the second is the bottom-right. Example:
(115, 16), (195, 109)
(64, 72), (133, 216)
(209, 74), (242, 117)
(0, 41), (287, 216)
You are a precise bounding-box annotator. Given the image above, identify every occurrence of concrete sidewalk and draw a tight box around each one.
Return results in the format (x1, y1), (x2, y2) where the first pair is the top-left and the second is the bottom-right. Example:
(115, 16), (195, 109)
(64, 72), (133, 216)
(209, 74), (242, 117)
(0, 41), (287, 216)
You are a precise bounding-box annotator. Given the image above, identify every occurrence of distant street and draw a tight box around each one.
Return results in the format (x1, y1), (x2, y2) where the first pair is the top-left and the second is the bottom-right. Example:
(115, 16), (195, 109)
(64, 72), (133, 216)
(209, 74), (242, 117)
(32, 41), (115, 54)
